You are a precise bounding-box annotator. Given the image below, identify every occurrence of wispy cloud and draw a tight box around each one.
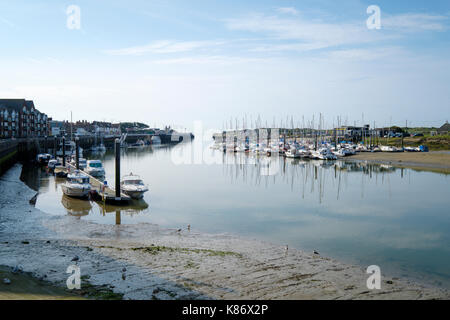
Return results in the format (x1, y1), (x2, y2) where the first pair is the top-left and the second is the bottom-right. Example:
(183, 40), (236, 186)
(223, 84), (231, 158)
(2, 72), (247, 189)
(383, 13), (448, 32)
(104, 40), (224, 56)
(0, 17), (15, 28)
(326, 47), (405, 61)
(225, 13), (375, 52)
(225, 10), (448, 53)
(276, 7), (299, 16)
(149, 55), (269, 65)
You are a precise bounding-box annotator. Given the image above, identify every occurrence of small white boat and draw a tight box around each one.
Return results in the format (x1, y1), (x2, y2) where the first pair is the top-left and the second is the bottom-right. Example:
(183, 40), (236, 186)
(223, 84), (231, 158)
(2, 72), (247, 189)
(120, 173), (149, 199)
(333, 148), (354, 157)
(91, 144), (106, 152)
(311, 148), (337, 160)
(70, 157), (87, 169)
(36, 153), (53, 165)
(61, 171), (91, 198)
(151, 135), (162, 145)
(56, 141), (83, 158)
(47, 159), (61, 170)
(285, 148), (301, 158)
(84, 160), (105, 177)
(128, 140), (146, 149)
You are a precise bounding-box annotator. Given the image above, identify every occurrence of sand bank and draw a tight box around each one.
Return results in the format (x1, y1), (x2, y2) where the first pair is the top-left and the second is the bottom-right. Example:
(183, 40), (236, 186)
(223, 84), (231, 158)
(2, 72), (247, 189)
(347, 151), (450, 174)
(0, 164), (448, 300)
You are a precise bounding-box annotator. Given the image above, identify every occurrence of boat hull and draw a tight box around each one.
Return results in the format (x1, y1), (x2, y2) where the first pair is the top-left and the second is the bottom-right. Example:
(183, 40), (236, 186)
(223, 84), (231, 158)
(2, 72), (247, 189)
(61, 185), (90, 198)
(122, 190), (146, 200)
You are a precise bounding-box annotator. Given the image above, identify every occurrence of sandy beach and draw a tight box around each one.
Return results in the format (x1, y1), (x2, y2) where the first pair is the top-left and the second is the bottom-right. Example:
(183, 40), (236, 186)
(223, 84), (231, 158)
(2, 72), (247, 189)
(0, 164), (449, 300)
(347, 151), (450, 174)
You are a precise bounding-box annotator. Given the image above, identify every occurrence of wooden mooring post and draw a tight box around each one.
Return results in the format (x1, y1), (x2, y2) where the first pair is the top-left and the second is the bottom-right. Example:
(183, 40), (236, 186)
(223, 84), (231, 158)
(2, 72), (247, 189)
(75, 137), (80, 170)
(115, 138), (121, 198)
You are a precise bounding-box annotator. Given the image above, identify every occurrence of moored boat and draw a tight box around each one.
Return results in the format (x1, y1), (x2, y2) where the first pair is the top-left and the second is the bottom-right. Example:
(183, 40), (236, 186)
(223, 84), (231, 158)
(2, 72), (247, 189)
(120, 173), (149, 199)
(84, 160), (105, 177)
(61, 171), (91, 198)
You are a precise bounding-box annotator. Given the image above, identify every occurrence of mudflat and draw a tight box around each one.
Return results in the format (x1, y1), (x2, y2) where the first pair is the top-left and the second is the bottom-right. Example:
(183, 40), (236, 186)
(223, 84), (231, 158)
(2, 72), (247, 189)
(0, 266), (85, 300)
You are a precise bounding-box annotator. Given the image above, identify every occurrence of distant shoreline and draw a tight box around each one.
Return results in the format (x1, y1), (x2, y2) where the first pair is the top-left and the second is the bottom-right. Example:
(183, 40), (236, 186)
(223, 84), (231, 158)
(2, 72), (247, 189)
(347, 151), (450, 174)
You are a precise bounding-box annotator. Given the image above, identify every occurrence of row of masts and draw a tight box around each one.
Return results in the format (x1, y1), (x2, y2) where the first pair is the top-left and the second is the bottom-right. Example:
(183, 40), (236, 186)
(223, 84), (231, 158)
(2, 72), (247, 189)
(219, 113), (396, 148)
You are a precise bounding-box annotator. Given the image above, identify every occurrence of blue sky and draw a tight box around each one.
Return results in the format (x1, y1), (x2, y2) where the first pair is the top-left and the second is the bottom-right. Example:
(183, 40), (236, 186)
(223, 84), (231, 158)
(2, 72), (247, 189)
(0, 0), (449, 129)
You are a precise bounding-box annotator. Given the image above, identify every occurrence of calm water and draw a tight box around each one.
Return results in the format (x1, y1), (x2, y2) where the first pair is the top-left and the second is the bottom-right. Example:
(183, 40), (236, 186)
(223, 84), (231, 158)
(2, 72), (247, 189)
(21, 141), (450, 288)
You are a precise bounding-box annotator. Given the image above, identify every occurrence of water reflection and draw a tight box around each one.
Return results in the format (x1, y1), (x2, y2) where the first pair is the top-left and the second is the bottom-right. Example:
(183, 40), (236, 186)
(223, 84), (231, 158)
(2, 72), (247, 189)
(61, 195), (92, 217)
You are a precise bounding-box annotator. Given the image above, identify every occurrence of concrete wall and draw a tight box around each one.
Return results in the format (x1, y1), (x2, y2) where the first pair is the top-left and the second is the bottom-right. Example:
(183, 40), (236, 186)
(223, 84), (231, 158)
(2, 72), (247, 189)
(0, 140), (18, 176)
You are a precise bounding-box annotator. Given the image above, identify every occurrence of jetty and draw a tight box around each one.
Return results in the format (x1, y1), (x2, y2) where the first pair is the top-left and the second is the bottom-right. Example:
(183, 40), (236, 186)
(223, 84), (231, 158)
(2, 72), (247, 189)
(66, 163), (131, 203)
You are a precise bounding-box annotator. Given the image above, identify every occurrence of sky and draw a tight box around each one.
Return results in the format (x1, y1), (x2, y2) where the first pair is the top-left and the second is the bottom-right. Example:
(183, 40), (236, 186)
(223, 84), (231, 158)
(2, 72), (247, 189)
(0, 0), (449, 130)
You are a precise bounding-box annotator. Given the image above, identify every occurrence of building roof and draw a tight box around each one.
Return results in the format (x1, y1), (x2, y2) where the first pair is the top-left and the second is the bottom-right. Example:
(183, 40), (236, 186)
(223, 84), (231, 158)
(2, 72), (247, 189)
(438, 122), (450, 132)
(0, 99), (38, 112)
(0, 99), (27, 112)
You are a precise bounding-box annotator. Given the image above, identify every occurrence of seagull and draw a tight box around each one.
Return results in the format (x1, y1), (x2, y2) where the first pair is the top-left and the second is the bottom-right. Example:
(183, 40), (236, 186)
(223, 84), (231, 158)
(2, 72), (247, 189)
(12, 265), (23, 274)
(313, 250), (319, 255)
(187, 224), (191, 231)
(177, 228), (182, 233)
(71, 255), (80, 263)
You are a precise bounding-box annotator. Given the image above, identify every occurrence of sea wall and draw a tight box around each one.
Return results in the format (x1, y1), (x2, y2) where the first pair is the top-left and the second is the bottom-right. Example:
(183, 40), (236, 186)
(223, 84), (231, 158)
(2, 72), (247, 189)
(0, 140), (18, 176)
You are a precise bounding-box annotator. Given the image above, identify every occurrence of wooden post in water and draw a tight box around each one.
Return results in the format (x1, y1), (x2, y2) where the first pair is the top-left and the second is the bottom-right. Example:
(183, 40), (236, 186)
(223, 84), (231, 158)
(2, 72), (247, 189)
(62, 136), (66, 167)
(115, 138), (121, 198)
(75, 137), (80, 170)
(115, 210), (121, 225)
(53, 137), (57, 158)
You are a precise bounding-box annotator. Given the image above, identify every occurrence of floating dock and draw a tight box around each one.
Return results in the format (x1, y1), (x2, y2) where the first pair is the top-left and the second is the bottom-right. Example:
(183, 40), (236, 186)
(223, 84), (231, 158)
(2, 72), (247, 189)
(66, 163), (131, 204)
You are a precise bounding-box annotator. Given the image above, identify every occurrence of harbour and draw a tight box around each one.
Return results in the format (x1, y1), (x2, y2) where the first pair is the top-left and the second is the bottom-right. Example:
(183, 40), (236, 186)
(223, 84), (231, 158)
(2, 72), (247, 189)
(1, 0), (450, 305)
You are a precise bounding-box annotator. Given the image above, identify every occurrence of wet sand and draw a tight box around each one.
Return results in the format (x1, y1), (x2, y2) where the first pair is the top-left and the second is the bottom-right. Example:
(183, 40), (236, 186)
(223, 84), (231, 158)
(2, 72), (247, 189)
(348, 151), (450, 174)
(1, 164), (449, 300)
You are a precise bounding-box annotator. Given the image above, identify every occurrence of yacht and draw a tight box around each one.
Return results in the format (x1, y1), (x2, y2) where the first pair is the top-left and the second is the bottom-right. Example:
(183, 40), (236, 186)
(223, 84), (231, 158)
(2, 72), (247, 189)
(311, 148), (337, 160)
(120, 173), (149, 199)
(61, 171), (91, 199)
(84, 160), (105, 177)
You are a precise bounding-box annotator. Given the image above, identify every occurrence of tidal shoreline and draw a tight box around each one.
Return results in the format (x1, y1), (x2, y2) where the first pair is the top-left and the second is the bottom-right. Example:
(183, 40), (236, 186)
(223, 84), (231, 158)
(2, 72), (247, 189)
(347, 151), (450, 174)
(0, 164), (449, 300)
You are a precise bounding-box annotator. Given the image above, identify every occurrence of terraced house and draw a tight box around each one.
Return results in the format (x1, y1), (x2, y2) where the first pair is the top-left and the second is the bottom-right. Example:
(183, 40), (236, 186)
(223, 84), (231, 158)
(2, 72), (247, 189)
(0, 99), (49, 139)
